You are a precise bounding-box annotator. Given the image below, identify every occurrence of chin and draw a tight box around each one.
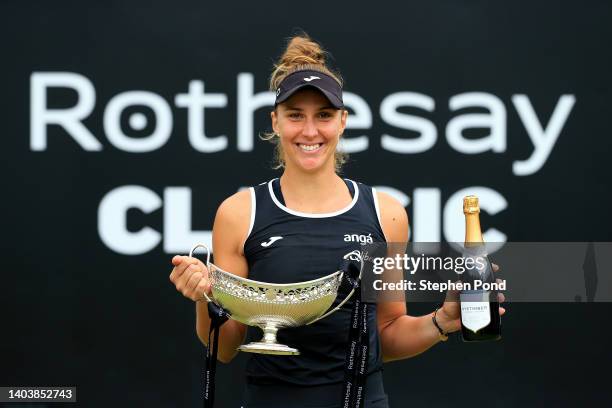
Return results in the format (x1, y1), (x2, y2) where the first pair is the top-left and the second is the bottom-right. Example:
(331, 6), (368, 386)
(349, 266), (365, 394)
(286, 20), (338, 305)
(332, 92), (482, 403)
(296, 161), (322, 172)
(296, 158), (333, 173)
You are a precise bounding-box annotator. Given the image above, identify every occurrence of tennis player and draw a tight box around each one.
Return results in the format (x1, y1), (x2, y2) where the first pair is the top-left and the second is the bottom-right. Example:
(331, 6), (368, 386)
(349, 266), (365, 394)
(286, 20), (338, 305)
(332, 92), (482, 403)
(170, 33), (505, 408)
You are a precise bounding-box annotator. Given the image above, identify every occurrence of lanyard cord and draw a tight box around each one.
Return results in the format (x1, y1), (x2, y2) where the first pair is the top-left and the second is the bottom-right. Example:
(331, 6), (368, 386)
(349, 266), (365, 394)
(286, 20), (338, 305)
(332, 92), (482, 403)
(340, 257), (369, 408)
(204, 302), (230, 408)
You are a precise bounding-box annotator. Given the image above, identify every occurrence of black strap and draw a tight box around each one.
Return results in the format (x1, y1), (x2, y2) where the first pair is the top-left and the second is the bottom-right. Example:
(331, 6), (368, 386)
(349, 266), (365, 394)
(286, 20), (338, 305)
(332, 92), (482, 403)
(339, 257), (369, 408)
(203, 302), (230, 408)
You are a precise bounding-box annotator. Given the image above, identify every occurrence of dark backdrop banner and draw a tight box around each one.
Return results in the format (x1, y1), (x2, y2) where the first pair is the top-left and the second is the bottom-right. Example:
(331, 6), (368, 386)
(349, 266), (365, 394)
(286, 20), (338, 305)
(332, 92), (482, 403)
(1, 1), (611, 406)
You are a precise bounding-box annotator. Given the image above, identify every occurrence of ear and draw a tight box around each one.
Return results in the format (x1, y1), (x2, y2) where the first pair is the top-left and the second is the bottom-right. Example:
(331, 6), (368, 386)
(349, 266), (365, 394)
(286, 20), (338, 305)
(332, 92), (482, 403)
(339, 109), (348, 134)
(271, 110), (279, 134)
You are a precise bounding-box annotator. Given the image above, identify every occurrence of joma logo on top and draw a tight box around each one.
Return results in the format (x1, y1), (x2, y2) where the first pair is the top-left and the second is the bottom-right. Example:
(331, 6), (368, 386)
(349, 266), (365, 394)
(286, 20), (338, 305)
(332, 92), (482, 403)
(30, 72), (575, 176)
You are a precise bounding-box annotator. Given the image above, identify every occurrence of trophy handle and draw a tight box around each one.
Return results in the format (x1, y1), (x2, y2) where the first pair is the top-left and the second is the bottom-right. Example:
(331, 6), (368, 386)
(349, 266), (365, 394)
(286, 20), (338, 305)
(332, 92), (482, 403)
(308, 250), (365, 325)
(306, 271), (354, 325)
(189, 243), (214, 303)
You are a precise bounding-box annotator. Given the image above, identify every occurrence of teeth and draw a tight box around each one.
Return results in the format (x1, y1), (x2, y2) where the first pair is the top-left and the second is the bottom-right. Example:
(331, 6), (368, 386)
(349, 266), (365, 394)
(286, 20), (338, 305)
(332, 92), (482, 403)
(299, 144), (321, 151)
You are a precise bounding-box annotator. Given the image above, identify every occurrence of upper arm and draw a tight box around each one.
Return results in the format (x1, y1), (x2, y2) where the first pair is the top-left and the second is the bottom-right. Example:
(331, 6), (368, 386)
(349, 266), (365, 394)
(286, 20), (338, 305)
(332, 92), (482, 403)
(209, 189), (252, 344)
(376, 191), (409, 244)
(375, 191), (410, 331)
(211, 189), (252, 278)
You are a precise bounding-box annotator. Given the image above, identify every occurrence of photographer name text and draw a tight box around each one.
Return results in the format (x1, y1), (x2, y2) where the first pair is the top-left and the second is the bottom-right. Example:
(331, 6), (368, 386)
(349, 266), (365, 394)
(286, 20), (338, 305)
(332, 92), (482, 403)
(372, 279), (507, 292)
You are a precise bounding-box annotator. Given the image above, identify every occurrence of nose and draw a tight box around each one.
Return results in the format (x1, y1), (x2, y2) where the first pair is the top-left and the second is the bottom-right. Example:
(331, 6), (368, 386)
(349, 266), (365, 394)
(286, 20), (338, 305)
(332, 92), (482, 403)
(302, 116), (318, 138)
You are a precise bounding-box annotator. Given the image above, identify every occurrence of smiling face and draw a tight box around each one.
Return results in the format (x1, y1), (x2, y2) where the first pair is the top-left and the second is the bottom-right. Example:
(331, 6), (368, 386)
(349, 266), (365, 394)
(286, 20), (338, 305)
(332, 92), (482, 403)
(271, 88), (347, 174)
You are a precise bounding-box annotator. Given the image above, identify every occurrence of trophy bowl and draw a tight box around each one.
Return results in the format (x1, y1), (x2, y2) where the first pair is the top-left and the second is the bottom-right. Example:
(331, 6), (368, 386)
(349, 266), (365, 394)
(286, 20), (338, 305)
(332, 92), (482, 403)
(190, 244), (353, 356)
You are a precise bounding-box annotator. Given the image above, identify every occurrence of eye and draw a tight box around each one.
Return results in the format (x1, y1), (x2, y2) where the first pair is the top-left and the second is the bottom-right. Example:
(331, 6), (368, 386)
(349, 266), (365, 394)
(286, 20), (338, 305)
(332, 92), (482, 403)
(318, 111), (333, 119)
(288, 112), (303, 119)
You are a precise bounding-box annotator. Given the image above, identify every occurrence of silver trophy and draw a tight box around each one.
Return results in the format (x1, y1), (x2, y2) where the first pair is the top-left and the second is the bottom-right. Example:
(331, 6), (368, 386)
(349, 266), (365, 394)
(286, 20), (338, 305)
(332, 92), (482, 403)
(190, 243), (361, 355)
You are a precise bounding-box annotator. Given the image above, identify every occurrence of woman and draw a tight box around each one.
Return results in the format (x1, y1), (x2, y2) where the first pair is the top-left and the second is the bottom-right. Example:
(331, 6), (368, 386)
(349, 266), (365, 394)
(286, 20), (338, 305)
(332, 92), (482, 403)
(170, 34), (504, 407)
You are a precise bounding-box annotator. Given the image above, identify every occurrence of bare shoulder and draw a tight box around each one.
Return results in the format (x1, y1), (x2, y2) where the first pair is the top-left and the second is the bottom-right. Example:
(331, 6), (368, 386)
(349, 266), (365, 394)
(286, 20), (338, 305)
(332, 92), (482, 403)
(375, 190), (409, 242)
(215, 188), (252, 221)
(213, 189), (253, 256)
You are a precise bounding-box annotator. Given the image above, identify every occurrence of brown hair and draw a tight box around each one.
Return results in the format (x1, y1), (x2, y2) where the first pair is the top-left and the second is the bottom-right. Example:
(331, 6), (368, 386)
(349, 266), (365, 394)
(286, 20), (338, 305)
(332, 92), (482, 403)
(262, 33), (348, 172)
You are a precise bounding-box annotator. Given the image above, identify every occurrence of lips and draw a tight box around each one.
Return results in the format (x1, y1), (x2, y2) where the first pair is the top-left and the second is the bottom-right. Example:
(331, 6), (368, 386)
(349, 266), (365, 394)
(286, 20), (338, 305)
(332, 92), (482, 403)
(297, 143), (323, 152)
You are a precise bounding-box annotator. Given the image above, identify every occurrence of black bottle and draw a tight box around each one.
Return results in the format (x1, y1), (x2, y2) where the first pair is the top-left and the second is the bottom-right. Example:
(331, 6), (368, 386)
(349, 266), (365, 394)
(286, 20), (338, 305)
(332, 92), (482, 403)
(460, 195), (501, 342)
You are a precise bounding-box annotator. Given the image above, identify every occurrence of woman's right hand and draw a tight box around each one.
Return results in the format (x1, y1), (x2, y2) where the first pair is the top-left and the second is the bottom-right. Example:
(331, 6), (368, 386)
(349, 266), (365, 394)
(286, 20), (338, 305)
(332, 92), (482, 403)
(169, 255), (211, 302)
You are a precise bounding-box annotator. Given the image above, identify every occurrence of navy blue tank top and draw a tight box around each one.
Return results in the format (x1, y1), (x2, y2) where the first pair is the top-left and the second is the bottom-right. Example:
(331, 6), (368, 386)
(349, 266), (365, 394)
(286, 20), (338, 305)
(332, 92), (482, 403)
(243, 178), (386, 386)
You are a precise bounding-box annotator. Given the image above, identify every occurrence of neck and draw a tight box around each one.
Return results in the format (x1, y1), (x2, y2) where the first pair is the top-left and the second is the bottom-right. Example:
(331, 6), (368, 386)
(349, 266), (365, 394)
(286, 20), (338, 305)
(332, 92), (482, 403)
(279, 164), (349, 212)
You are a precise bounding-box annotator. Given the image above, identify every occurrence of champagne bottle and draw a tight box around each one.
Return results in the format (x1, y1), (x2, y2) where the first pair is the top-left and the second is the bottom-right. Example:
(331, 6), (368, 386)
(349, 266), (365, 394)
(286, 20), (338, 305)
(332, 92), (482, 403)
(460, 195), (501, 342)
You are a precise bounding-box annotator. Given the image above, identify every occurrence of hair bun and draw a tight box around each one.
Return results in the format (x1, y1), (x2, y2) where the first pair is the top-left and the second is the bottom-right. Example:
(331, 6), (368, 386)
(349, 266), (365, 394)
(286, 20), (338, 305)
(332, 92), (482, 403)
(279, 36), (326, 68)
(269, 33), (341, 91)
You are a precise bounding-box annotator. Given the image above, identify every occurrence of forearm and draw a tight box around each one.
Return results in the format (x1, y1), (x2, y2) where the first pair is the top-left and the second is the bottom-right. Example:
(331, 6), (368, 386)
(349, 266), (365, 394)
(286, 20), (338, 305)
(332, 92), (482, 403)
(380, 312), (445, 362)
(196, 301), (245, 363)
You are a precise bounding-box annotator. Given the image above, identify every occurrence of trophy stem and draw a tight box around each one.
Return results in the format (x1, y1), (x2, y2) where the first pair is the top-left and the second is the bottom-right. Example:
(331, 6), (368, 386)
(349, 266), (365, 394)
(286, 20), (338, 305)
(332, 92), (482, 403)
(261, 323), (279, 344)
(237, 321), (300, 355)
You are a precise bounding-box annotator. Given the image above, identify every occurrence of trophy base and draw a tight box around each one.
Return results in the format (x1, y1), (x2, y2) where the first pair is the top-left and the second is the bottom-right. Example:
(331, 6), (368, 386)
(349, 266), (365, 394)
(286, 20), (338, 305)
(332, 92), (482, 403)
(238, 342), (300, 355)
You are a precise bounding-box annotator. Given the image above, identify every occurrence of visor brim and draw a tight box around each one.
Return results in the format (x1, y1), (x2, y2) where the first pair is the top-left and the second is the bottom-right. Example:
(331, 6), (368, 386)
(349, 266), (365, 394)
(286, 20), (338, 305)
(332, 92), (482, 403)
(275, 84), (344, 109)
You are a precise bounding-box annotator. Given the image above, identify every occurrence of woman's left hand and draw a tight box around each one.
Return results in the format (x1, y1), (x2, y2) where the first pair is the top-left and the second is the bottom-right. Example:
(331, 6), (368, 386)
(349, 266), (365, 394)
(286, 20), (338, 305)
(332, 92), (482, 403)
(435, 263), (506, 335)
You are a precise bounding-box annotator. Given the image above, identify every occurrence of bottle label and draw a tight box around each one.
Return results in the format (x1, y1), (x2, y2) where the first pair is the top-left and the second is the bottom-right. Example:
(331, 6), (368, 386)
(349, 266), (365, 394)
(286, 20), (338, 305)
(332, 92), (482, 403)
(460, 291), (491, 333)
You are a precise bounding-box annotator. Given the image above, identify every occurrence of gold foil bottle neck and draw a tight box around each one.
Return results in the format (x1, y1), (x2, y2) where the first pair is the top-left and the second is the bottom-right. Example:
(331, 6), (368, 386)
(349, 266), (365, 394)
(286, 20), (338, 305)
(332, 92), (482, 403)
(464, 195), (484, 245)
(463, 195), (480, 214)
